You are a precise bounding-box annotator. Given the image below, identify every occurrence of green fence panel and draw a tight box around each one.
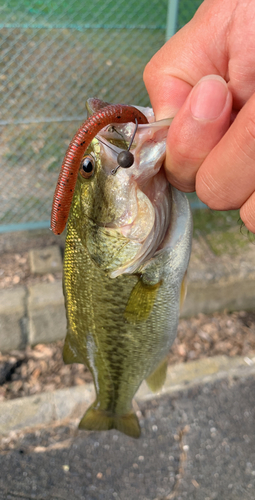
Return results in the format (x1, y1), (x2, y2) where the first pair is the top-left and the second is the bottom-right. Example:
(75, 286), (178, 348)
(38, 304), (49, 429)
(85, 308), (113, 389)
(177, 0), (203, 29)
(0, 0), (203, 231)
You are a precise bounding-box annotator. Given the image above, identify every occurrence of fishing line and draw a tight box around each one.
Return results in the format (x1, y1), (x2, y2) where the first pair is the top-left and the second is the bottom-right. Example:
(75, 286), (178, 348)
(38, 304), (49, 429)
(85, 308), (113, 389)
(107, 125), (126, 142)
(95, 136), (119, 155)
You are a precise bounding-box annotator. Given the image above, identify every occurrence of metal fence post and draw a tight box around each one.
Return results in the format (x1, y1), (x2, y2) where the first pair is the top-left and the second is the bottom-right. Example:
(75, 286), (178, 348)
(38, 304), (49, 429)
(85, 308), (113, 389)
(166, 0), (179, 40)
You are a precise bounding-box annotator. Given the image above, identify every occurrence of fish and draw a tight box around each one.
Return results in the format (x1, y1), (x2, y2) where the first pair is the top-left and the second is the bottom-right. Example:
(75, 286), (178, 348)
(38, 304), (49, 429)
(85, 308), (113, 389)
(51, 98), (193, 439)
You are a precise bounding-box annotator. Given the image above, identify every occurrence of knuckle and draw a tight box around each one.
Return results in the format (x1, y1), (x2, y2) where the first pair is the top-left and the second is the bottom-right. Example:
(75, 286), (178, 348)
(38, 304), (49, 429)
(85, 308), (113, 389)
(169, 127), (203, 165)
(244, 114), (255, 143)
(196, 171), (241, 211)
(143, 60), (156, 88)
(240, 197), (255, 233)
(166, 170), (195, 192)
(175, 141), (203, 164)
(165, 148), (197, 190)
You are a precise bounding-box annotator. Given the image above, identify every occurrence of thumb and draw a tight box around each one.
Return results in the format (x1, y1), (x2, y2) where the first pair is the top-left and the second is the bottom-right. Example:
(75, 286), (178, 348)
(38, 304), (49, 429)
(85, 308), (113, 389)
(164, 75), (232, 191)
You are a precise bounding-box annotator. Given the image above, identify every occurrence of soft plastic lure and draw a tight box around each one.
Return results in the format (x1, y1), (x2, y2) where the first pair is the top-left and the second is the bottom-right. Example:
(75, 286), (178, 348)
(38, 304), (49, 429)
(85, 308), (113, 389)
(51, 98), (148, 235)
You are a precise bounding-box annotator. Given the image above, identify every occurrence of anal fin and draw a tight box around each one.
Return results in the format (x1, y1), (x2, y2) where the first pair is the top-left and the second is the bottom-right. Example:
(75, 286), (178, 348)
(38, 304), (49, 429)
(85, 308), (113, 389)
(146, 357), (168, 392)
(63, 336), (84, 365)
(124, 278), (162, 323)
(79, 403), (141, 439)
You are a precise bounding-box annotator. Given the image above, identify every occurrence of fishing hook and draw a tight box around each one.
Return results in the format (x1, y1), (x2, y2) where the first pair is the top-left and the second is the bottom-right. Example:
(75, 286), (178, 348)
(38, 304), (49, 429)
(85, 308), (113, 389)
(111, 118), (138, 175)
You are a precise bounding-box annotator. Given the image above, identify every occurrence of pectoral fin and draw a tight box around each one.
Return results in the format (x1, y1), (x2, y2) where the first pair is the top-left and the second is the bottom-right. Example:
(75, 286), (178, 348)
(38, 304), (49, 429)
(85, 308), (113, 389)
(124, 278), (162, 323)
(79, 402), (141, 438)
(146, 357), (168, 392)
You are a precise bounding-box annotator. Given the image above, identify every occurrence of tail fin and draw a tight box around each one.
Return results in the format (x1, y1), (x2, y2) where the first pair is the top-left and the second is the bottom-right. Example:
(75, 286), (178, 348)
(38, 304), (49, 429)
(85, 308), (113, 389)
(78, 403), (141, 439)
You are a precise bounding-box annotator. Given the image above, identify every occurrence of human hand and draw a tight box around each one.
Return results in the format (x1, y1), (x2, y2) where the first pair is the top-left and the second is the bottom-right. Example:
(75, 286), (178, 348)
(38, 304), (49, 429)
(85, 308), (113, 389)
(143, 0), (255, 232)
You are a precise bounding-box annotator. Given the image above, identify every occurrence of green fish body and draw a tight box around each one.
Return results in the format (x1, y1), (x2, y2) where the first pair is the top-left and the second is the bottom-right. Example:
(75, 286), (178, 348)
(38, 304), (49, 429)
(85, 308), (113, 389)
(62, 102), (192, 438)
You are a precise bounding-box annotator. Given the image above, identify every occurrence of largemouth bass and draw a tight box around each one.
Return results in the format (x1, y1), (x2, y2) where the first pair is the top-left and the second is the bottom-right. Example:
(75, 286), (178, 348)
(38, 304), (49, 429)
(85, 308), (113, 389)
(51, 98), (192, 438)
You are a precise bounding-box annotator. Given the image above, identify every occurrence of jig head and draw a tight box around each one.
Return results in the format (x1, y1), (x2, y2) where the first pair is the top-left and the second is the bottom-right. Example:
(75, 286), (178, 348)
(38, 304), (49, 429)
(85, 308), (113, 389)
(111, 118), (138, 175)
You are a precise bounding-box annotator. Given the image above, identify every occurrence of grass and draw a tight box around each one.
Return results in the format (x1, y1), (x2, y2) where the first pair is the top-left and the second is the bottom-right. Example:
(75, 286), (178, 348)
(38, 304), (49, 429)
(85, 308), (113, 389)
(193, 208), (241, 236)
(193, 208), (255, 255)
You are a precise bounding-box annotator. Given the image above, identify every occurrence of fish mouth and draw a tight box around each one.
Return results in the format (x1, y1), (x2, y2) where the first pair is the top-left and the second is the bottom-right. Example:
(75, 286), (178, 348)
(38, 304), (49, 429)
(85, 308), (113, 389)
(109, 170), (172, 278)
(83, 167), (171, 278)
(95, 117), (173, 176)
(83, 115), (173, 276)
(90, 117), (173, 230)
(86, 186), (149, 236)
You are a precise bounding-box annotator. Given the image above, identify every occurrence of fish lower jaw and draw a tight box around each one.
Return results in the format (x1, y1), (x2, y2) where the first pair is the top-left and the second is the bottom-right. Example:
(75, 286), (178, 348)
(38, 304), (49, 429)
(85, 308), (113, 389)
(107, 193), (155, 242)
(118, 221), (149, 243)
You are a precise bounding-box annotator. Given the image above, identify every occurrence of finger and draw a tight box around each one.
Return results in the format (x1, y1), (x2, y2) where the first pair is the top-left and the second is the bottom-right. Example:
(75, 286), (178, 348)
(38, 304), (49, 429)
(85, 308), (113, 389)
(196, 91), (255, 211)
(143, 1), (230, 118)
(144, 0), (255, 119)
(164, 75), (232, 191)
(143, 69), (192, 120)
(240, 192), (255, 233)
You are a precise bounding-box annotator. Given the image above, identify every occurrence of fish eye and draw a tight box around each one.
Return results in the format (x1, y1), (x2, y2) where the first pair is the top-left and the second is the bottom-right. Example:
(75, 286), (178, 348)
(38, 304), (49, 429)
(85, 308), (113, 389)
(80, 155), (95, 179)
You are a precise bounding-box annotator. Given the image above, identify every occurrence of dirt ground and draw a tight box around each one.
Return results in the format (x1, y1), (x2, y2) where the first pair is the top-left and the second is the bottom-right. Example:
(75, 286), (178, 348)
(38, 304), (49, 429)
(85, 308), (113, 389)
(1, 310), (255, 402)
(1, 241), (255, 402)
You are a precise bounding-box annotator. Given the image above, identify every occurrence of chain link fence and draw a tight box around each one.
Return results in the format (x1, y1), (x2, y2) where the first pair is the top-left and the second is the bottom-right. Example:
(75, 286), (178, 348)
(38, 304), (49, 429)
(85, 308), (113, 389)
(0, 0), (203, 231)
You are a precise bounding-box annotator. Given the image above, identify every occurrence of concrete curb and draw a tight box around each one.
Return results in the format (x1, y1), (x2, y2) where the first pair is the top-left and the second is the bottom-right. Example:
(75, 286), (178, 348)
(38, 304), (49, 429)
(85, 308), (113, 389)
(1, 354), (255, 436)
(1, 232), (255, 352)
(0, 282), (66, 351)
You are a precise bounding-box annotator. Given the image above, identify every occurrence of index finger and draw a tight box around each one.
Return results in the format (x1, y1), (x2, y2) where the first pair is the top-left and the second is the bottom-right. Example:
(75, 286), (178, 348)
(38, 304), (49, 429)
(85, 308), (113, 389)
(143, 1), (229, 119)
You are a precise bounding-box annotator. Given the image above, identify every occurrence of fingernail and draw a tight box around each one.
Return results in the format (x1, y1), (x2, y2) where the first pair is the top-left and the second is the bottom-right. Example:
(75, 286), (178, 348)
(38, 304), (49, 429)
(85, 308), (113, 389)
(190, 75), (228, 120)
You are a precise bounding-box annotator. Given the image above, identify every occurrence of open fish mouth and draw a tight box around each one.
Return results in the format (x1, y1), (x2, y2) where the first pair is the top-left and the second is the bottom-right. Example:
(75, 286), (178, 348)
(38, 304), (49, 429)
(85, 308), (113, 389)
(109, 182), (172, 278)
(79, 116), (174, 277)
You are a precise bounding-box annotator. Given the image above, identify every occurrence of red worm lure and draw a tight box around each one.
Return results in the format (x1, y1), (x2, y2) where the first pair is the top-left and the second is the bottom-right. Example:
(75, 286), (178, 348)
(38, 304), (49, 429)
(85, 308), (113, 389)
(51, 101), (148, 235)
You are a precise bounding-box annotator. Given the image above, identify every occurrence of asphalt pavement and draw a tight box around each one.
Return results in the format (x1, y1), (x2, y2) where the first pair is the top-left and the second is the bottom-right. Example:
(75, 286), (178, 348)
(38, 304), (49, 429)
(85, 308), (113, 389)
(1, 229), (255, 499)
(0, 360), (255, 500)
